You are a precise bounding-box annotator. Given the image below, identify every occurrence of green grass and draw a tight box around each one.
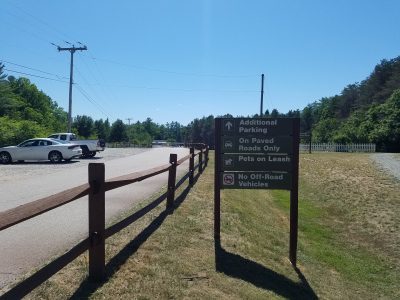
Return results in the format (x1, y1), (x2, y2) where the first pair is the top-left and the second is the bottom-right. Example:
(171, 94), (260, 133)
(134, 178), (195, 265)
(8, 152), (400, 299)
(272, 189), (398, 293)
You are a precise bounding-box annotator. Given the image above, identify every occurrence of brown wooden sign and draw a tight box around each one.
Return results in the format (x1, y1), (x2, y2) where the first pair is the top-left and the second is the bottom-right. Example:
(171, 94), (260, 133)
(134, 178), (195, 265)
(214, 117), (300, 266)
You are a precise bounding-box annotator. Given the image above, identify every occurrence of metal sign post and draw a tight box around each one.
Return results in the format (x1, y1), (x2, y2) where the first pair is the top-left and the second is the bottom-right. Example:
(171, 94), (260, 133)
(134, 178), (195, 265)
(214, 117), (300, 266)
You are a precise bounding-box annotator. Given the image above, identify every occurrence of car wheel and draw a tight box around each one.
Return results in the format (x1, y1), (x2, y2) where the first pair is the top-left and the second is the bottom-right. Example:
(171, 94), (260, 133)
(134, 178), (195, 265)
(0, 151), (12, 164)
(80, 145), (90, 156)
(49, 151), (62, 163)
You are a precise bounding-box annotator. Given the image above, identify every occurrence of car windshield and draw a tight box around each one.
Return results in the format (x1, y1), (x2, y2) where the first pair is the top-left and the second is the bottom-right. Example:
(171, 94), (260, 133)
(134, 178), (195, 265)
(18, 140), (37, 147)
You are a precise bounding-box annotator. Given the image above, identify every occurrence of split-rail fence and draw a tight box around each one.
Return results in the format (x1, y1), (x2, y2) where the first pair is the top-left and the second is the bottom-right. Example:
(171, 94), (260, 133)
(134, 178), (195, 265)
(0, 145), (209, 298)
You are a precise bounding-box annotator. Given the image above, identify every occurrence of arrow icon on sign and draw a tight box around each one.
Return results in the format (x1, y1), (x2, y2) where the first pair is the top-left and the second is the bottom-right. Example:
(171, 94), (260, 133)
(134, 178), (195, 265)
(225, 121), (233, 130)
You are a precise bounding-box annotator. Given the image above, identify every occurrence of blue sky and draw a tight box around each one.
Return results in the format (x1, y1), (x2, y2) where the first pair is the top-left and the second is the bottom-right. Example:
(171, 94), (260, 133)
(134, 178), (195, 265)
(1, 0), (399, 125)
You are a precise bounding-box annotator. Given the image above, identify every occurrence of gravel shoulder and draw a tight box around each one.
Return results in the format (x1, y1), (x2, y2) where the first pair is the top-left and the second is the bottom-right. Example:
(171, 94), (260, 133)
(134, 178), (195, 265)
(370, 153), (400, 180)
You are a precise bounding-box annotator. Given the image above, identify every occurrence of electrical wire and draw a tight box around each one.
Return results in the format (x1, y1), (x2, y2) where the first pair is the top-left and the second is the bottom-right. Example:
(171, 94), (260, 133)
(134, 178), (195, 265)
(91, 57), (258, 78)
(4, 68), (69, 83)
(75, 66), (116, 119)
(83, 51), (121, 106)
(77, 53), (119, 113)
(4, 0), (75, 43)
(78, 82), (259, 93)
(1, 59), (69, 80)
(75, 84), (110, 118)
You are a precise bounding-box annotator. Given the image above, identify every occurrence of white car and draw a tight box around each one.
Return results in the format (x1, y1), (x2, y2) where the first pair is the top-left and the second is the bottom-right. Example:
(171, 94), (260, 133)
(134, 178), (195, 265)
(0, 138), (82, 164)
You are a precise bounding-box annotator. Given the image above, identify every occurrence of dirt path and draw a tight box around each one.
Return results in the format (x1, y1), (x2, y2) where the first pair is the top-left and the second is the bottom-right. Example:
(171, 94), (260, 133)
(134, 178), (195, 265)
(370, 153), (400, 180)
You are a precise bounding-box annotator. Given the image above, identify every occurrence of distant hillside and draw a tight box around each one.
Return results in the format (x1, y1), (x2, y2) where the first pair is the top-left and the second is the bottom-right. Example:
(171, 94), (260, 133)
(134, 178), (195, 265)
(0, 63), (68, 146)
(300, 56), (400, 152)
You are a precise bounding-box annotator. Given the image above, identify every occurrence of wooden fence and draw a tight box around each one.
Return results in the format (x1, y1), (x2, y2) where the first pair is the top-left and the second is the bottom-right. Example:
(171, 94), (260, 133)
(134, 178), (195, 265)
(300, 143), (376, 153)
(0, 146), (209, 298)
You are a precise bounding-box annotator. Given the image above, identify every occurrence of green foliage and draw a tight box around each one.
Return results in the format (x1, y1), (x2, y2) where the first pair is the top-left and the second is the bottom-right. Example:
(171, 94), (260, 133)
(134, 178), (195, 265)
(2, 55), (399, 151)
(0, 117), (47, 146)
(0, 64), (68, 146)
(109, 119), (128, 142)
(73, 115), (94, 138)
(312, 118), (341, 142)
(184, 115), (214, 146)
(94, 118), (110, 140)
(126, 121), (152, 146)
(299, 56), (400, 151)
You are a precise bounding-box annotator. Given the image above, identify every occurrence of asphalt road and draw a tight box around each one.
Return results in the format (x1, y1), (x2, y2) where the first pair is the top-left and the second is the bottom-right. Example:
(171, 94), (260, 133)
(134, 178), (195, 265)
(0, 147), (191, 290)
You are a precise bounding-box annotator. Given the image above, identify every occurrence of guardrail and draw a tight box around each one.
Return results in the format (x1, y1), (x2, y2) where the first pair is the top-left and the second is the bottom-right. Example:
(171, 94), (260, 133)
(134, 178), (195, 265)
(0, 145), (209, 298)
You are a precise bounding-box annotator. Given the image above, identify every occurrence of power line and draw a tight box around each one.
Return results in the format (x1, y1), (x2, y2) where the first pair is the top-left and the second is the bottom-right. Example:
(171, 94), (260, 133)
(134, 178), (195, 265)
(91, 57), (258, 78)
(3, 68), (69, 83)
(1, 59), (68, 80)
(75, 84), (110, 118)
(5, 0), (75, 43)
(76, 52), (119, 115)
(75, 83), (109, 117)
(77, 82), (259, 93)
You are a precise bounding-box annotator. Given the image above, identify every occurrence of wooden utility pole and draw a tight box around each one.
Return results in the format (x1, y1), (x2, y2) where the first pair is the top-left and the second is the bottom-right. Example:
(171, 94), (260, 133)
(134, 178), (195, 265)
(57, 45), (87, 132)
(260, 74), (264, 116)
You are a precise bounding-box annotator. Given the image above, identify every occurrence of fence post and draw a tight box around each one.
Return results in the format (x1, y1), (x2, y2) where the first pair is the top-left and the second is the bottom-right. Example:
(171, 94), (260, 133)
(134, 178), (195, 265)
(88, 163), (105, 282)
(167, 153), (177, 210)
(205, 146), (209, 167)
(199, 149), (203, 173)
(189, 147), (194, 185)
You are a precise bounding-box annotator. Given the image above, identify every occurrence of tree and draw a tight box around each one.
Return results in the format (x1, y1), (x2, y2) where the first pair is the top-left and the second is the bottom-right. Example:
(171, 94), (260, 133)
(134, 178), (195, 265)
(73, 115), (94, 138)
(301, 105), (314, 133)
(94, 118), (110, 140)
(270, 109), (279, 118)
(109, 119), (128, 142)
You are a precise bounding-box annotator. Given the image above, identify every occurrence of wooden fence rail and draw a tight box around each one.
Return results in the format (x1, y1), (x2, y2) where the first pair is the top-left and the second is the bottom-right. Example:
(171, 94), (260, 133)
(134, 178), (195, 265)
(300, 143), (376, 153)
(0, 146), (209, 298)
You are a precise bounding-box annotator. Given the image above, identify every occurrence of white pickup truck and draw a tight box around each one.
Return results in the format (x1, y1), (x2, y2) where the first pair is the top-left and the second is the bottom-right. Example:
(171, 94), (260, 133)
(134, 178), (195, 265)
(48, 133), (105, 158)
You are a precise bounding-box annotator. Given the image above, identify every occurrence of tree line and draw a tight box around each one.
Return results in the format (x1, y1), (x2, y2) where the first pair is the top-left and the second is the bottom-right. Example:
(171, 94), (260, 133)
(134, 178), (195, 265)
(299, 56), (400, 152)
(1, 56), (399, 151)
(0, 62), (216, 147)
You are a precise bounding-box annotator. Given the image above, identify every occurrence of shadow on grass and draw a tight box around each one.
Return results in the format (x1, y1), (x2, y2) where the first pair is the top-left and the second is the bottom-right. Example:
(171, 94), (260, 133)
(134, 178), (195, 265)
(69, 173), (200, 299)
(214, 239), (318, 299)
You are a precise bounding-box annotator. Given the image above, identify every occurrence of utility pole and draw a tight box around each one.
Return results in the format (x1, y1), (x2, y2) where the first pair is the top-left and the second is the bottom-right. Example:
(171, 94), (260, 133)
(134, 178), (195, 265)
(260, 73), (264, 116)
(126, 118), (133, 125)
(57, 44), (87, 132)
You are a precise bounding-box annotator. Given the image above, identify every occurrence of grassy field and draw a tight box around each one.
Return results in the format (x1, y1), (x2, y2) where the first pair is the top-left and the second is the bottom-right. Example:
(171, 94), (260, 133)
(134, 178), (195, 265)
(8, 152), (400, 299)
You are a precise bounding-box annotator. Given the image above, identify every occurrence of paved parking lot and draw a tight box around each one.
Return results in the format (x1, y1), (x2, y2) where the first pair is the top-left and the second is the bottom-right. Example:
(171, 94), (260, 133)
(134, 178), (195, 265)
(0, 148), (149, 184)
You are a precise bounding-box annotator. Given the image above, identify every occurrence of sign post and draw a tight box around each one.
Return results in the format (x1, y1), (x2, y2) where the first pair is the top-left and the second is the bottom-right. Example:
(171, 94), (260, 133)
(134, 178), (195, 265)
(214, 117), (300, 266)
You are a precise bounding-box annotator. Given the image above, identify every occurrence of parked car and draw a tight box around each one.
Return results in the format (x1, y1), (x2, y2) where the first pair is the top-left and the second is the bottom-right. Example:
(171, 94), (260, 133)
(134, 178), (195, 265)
(0, 138), (82, 164)
(47, 133), (105, 158)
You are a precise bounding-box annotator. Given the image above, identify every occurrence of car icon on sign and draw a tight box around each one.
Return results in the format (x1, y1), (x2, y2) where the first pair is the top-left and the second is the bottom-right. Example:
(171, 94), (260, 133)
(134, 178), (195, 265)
(224, 141), (233, 148)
